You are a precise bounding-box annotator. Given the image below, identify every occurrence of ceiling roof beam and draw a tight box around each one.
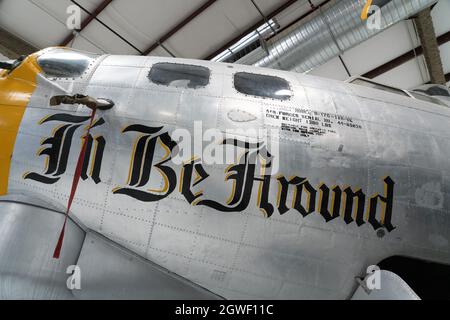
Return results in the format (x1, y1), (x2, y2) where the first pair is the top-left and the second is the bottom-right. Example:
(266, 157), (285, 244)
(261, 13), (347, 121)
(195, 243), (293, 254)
(142, 0), (218, 56)
(362, 30), (450, 79)
(60, 0), (114, 46)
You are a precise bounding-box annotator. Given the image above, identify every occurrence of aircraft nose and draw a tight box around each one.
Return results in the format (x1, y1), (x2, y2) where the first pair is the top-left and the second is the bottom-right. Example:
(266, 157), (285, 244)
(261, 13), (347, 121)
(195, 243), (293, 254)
(0, 53), (40, 196)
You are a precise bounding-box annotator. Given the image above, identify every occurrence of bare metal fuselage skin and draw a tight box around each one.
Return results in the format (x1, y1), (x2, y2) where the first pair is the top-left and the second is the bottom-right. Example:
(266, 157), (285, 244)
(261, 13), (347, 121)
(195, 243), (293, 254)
(1, 48), (450, 299)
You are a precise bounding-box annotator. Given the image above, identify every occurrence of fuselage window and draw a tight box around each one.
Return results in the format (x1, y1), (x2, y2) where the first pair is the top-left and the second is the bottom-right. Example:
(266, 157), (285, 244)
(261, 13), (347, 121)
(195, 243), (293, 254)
(234, 72), (293, 100)
(37, 49), (97, 78)
(148, 63), (210, 89)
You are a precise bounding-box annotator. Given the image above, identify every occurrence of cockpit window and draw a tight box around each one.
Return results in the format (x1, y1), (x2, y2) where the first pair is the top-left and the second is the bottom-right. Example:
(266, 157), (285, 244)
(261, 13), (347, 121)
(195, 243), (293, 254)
(37, 49), (97, 78)
(234, 72), (293, 100)
(413, 85), (450, 97)
(148, 63), (210, 89)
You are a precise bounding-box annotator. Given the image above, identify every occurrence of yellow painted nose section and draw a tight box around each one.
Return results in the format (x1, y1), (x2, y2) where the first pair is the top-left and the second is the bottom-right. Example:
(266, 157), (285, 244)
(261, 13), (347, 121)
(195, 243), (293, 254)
(0, 53), (41, 195)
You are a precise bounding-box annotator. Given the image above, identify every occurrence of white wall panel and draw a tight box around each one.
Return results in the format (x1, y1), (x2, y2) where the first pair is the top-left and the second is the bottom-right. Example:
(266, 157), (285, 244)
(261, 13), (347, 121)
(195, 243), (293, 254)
(373, 59), (429, 89)
(341, 21), (417, 76)
(431, 0), (450, 37)
(0, 0), (97, 49)
(165, 0), (263, 59)
(307, 56), (349, 81)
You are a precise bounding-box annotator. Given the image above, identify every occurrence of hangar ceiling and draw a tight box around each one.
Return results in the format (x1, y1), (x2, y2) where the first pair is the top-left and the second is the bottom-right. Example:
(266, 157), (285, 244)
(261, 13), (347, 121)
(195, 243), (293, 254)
(0, 0), (318, 58)
(0, 0), (450, 89)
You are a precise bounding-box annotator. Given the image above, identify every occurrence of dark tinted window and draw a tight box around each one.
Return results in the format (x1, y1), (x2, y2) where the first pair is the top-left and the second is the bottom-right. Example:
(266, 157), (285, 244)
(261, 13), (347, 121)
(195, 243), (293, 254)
(413, 85), (450, 97)
(234, 72), (292, 100)
(149, 63), (210, 89)
(37, 49), (97, 78)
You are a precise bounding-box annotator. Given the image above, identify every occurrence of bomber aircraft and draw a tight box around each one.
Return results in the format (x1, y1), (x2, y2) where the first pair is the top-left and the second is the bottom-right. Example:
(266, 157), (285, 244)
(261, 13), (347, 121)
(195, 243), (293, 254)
(0, 47), (449, 299)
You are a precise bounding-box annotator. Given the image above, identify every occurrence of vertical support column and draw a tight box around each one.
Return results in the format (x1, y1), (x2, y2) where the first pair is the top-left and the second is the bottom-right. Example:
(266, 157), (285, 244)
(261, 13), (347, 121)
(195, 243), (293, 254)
(414, 7), (446, 85)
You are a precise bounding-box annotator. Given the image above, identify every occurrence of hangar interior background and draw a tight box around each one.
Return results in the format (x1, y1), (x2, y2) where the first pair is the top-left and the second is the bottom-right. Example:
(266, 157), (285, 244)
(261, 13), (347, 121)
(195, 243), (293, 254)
(0, 0), (449, 90)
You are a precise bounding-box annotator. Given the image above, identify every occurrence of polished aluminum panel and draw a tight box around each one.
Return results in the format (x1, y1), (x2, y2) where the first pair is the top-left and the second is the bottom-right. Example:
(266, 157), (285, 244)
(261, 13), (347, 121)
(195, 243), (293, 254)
(0, 201), (84, 299)
(352, 270), (420, 300)
(6, 52), (450, 299)
(74, 232), (222, 300)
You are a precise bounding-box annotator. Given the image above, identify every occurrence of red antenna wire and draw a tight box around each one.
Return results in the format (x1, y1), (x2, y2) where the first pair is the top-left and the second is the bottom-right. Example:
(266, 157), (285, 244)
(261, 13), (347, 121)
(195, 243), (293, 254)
(53, 107), (97, 259)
